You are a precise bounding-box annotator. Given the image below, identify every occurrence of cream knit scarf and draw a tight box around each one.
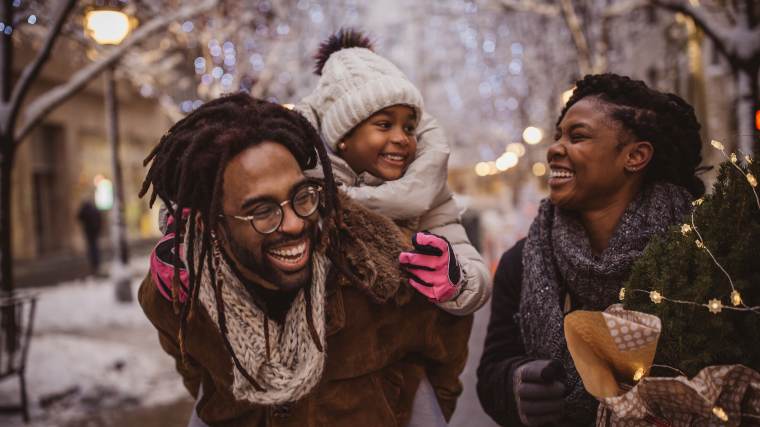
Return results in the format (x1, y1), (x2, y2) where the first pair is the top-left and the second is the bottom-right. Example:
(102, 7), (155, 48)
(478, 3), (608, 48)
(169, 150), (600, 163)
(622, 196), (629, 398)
(196, 245), (328, 405)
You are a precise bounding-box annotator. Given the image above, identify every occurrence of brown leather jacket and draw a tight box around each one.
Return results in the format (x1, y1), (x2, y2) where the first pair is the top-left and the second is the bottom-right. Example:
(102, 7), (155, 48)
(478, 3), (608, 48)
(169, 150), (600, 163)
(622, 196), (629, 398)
(139, 196), (473, 427)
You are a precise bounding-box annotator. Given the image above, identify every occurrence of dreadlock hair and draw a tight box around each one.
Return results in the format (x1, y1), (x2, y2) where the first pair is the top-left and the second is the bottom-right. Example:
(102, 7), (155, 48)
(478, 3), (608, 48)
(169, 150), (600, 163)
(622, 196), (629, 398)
(558, 73), (707, 198)
(139, 92), (345, 391)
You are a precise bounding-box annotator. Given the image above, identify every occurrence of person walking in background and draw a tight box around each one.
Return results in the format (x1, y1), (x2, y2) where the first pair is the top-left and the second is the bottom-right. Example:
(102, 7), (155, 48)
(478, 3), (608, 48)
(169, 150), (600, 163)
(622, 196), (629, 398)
(77, 197), (103, 276)
(476, 73), (708, 426)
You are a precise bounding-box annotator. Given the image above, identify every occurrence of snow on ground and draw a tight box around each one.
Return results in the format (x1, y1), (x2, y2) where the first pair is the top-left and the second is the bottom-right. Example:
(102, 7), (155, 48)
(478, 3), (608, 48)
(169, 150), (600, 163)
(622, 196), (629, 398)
(0, 257), (189, 426)
(0, 255), (502, 426)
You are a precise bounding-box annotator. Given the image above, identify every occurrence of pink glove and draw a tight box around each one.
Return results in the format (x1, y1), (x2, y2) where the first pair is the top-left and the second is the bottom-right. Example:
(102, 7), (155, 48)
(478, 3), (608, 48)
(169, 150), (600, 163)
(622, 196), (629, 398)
(399, 232), (464, 303)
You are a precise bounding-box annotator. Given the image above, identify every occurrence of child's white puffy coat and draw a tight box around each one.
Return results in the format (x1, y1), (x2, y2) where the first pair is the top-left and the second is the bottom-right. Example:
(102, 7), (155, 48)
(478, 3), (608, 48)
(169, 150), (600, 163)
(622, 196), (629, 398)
(297, 101), (491, 315)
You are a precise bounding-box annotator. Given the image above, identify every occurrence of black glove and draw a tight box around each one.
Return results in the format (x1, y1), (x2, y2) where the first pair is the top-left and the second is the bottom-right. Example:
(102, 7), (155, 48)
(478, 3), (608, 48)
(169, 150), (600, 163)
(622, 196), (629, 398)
(513, 359), (567, 426)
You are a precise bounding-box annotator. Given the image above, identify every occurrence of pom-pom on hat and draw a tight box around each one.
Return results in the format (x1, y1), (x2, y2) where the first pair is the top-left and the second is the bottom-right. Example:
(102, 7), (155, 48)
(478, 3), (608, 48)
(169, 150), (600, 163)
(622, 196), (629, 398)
(310, 28), (424, 151)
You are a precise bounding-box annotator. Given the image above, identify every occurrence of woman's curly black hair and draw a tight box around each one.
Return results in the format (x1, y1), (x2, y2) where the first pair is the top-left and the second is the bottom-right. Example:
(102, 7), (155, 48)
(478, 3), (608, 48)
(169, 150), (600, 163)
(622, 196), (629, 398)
(139, 92), (345, 391)
(558, 73), (707, 198)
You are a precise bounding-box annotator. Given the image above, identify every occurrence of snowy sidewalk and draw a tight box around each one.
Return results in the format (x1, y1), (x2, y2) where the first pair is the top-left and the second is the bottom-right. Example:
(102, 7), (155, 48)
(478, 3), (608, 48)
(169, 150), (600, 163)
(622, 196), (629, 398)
(0, 257), (193, 427)
(0, 256), (499, 427)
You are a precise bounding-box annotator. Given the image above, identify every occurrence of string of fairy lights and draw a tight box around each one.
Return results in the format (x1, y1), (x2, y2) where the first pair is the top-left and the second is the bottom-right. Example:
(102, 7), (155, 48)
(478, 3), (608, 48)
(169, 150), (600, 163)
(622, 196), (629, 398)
(615, 142), (760, 424)
(619, 140), (760, 316)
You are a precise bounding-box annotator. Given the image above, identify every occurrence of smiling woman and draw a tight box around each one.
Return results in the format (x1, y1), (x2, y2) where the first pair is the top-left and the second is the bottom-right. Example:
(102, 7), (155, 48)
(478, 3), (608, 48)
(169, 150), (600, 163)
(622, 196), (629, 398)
(548, 97), (656, 238)
(477, 73), (707, 427)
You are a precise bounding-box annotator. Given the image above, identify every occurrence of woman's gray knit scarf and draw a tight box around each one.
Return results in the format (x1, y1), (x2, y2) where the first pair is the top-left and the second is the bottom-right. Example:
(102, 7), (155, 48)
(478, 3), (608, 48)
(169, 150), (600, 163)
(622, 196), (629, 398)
(518, 182), (693, 425)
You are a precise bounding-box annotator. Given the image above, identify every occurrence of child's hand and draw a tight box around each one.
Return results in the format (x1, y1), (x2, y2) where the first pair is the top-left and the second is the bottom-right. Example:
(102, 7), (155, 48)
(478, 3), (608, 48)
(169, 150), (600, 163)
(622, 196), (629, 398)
(399, 232), (464, 303)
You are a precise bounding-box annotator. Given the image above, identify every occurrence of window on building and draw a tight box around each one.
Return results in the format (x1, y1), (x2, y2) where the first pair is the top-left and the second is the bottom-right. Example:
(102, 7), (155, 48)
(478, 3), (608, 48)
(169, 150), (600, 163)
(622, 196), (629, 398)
(647, 67), (659, 88)
(646, 6), (658, 24)
(32, 124), (65, 254)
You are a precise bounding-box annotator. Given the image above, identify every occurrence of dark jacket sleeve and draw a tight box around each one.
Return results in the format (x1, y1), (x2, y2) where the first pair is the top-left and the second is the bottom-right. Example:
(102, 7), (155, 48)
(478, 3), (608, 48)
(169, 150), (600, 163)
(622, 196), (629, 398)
(138, 274), (203, 398)
(476, 239), (535, 426)
(423, 307), (473, 421)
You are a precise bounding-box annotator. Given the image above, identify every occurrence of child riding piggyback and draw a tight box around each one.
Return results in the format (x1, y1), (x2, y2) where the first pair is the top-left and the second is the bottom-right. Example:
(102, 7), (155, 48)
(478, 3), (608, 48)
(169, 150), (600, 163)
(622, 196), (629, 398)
(296, 29), (490, 314)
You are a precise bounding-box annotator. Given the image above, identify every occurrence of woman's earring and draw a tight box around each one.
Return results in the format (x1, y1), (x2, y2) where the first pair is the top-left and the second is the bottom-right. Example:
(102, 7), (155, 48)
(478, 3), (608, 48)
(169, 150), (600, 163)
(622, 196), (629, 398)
(338, 142), (346, 151)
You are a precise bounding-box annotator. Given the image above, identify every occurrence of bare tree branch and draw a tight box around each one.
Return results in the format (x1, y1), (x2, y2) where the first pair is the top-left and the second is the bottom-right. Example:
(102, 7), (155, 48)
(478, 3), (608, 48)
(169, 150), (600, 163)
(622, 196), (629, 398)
(594, 0), (649, 73)
(8, 0), (76, 130)
(717, 1), (738, 26)
(651, 0), (731, 56)
(158, 93), (184, 123)
(251, 38), (287, 98)
(15, 0), (219, 144)
(602, 0), (649, 18)
(745, 0), (757, 29)
(497, 0), (559, 16)
(559, 0), (592, 74)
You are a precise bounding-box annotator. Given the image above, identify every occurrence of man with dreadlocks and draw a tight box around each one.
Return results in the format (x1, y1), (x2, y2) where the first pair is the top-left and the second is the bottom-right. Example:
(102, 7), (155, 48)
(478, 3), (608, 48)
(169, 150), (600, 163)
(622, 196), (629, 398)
(138, 93), (472, 426)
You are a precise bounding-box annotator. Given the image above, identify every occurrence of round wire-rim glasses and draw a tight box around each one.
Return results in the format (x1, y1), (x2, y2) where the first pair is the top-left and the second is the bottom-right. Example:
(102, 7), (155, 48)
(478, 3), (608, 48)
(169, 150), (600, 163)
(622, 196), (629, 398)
(223, 181), (323, 235)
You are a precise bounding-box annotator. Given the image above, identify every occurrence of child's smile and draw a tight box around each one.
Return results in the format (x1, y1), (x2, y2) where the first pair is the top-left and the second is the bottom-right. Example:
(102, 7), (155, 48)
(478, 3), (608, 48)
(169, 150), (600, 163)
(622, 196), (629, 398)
(339, 104), (418, 181)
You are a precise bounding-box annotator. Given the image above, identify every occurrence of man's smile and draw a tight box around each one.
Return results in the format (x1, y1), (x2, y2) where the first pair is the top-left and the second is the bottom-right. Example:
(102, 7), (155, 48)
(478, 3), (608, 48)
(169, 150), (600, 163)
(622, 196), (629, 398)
(265, 237), (311, 272)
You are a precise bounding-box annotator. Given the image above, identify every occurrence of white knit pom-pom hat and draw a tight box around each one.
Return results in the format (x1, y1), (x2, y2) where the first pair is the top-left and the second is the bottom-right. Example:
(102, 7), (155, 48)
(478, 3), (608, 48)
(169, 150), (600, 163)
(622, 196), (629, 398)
(310, 32), (424, 151)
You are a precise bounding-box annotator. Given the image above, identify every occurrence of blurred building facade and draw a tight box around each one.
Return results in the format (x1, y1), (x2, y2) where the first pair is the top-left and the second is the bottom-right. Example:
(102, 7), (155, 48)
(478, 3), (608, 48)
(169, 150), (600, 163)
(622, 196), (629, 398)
(438, 4), (738, 269)
(12, 40), (170, 263)
(610, 6), (733, 184)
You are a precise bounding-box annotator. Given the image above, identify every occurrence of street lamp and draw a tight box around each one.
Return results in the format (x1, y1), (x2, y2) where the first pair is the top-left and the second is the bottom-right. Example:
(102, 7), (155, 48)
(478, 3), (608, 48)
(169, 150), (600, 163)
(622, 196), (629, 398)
(84, 10), (131, 45)
(85, 7), (134, 302)
(522, 126), (544, 145)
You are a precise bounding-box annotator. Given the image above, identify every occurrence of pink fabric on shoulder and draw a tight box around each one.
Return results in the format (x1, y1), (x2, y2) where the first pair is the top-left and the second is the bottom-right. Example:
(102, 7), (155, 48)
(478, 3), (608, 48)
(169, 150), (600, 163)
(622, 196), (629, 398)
(150, 210), (190, 302)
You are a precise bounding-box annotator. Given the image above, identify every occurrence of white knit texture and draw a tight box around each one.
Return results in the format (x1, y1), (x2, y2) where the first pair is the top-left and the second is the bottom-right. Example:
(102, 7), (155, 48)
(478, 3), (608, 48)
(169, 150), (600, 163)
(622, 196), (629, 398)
(196, 249), (329, 405)
(311, 47), (424, 150)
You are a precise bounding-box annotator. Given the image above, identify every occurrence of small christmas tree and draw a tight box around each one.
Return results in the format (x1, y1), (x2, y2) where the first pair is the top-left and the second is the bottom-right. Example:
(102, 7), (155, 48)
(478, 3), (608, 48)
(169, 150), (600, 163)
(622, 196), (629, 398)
(623, 145), (760, 377)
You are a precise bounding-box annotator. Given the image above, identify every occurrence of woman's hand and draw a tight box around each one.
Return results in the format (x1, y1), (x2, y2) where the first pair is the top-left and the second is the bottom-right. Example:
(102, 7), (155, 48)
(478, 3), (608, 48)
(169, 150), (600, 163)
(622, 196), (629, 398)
(513, 359), (566, 426)
(399, 232), (464, 303)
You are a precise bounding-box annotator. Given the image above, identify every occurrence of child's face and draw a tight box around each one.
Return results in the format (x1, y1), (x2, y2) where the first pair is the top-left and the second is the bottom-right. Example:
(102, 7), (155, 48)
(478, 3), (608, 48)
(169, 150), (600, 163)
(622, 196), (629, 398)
(339, 104), (418, 181)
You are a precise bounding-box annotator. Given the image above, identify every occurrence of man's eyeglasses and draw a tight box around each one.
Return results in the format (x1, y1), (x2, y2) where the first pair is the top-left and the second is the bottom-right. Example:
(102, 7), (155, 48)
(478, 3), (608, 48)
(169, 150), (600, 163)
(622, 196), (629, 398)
(224, 182), (323, 235)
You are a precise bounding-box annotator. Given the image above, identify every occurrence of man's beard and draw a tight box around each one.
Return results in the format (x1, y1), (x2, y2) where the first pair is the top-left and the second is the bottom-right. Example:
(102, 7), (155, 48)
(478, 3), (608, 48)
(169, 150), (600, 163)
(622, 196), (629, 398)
(226, 224), (317, 291)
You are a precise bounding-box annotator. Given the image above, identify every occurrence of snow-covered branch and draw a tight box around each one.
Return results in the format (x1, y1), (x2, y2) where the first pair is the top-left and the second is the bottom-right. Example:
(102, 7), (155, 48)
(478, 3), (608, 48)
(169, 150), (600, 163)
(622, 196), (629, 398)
(602, 0), (649, 18)
(559, 0), (592, 74)
(497, 0), (559, 16)
(15, 0), (219, 144)
(650, 0), (731, 55)
(496, 0), (651, 76)
(8, 0), (76, 130)
(250, 39), (287, 99)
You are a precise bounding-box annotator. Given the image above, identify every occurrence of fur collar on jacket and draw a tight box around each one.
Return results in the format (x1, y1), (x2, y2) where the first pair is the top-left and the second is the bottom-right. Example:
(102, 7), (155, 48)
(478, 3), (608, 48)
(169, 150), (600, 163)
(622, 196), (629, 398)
(329, 193), (413, 305)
